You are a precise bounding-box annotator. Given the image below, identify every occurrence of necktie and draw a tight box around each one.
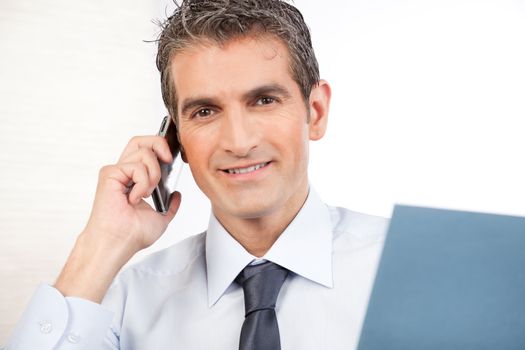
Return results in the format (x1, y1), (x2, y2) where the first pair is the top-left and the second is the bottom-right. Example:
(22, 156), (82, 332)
(235, 261), (289, 350)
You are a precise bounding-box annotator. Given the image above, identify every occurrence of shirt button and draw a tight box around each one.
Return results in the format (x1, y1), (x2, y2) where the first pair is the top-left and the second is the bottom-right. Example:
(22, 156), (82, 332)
(67, 332), (81, 344)
(39, 320), (53, 334)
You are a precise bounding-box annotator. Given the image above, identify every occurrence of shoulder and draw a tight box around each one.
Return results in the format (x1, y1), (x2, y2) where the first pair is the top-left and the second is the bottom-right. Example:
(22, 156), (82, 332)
(123, 231), (206, 278)
(103, 231), (206, 302)
(327, 205), (390, 245)
(115, 232), (206, 283)
(102, 232), (207, 333)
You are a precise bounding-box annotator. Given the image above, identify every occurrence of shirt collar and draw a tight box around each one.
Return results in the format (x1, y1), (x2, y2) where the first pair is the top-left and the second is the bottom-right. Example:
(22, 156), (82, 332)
(205, 187), (334, 307)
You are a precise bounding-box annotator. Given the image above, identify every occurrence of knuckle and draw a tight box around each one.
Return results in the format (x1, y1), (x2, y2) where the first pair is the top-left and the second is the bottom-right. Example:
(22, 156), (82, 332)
(129, 135), (147, 148)
(129, 135), (142, 144)
(98, 165), (112, 177)
(137, 163), (149, 180)
(137, 162), (147, 172)
(139, 146), (155, 158)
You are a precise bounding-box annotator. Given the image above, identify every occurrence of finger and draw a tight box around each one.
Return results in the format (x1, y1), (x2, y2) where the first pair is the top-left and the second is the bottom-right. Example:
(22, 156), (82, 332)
(119, 136), (173, 164)
(98, 164), (133, 191)
(115, 163), (150, 205)
(118, 148), (162, 195)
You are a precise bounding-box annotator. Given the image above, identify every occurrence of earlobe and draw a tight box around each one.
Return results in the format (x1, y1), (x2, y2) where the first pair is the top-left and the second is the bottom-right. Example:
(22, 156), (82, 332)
(308, 80), (331, 141)
(181, 146), (188, 163)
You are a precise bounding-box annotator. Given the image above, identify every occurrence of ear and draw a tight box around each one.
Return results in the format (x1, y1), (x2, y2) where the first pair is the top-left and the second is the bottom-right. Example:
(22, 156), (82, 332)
(171, 114), (189, 164)
(308, 79), (331, 141)
(181, 146), (188, 163)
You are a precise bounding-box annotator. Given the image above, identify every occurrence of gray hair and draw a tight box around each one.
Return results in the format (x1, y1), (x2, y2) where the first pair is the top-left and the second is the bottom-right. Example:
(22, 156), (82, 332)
(156, 0), (320, 122)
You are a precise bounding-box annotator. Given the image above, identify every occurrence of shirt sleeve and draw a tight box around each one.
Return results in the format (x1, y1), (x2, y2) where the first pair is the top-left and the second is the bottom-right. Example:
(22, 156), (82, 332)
(3, 284), (117, 350)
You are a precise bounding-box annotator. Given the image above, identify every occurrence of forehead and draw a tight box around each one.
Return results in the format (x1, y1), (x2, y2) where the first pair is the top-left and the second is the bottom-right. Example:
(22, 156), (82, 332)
(169, 35), (298, 101)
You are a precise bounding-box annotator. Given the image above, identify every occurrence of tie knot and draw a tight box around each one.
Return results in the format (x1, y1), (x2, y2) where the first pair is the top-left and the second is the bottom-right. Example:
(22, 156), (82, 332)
(235, 261), (289, 316)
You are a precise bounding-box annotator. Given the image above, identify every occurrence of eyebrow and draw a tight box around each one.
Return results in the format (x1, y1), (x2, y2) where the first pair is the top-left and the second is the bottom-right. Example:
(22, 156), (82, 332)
(179, 83), (293, 117)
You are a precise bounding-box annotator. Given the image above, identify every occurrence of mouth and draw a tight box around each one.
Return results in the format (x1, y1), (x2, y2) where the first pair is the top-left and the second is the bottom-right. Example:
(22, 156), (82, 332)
(222, 161), (271, 175)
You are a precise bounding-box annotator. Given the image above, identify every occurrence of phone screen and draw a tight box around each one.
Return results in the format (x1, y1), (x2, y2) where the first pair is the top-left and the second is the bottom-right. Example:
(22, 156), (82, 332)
(152, 116), (183, 214)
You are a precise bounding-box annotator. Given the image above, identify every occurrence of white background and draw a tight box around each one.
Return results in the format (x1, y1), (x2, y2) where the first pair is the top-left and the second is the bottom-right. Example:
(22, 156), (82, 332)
(1, 0), (524, 343)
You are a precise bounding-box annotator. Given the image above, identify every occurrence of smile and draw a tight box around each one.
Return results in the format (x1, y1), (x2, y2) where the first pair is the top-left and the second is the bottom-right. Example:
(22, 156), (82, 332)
(225, 162), (270, 175)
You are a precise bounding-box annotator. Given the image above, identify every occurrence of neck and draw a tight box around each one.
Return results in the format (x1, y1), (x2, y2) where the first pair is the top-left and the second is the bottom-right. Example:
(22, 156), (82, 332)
(213, 185), (309, 258)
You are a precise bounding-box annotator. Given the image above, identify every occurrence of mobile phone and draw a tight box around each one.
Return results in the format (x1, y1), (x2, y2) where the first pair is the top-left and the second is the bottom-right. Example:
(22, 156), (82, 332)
(152, 116), (183, 214)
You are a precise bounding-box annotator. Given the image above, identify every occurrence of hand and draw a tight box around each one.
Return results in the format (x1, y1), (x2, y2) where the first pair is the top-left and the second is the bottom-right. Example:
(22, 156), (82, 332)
(84, 135), (181, 252)
(55, 136), (182, 302)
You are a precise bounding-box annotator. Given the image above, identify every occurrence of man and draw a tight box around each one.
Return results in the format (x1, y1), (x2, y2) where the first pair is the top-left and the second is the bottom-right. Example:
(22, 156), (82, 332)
(5, 0), (387, 349)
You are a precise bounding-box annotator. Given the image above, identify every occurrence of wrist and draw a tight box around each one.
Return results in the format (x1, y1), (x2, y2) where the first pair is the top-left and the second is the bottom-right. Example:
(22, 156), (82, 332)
(54, 229), (137, 303)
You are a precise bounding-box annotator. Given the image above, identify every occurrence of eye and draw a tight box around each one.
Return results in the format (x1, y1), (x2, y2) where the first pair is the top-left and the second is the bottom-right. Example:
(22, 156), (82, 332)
(255, 96), (276, 106)
(192, 108), (213, 119)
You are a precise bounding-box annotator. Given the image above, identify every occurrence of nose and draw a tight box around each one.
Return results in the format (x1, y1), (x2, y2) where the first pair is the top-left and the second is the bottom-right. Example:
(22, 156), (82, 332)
(219, 106), (259, 157)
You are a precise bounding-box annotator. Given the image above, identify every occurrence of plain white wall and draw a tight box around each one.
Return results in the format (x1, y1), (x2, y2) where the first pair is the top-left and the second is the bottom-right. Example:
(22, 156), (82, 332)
(304, 0), (525, 217)
(1, 0), (524, 343)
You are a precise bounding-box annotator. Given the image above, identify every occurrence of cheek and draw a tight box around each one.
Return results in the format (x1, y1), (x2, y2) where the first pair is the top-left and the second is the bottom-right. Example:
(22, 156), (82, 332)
(269, 123), (309, 168)
(180, 132), (212, 173)
(180, 123), (214, 155)
(183, 139), (216, 196)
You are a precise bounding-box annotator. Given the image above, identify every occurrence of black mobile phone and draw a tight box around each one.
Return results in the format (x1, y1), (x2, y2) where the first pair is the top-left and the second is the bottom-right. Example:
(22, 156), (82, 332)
(152, 116), (182, 214)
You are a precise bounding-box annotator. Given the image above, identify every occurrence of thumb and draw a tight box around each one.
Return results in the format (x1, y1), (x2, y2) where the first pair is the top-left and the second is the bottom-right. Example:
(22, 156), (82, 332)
(162, 191), (182, 223)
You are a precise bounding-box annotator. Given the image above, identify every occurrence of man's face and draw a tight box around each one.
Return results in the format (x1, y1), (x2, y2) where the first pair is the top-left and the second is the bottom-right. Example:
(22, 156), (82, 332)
(171, 35), (327, 221)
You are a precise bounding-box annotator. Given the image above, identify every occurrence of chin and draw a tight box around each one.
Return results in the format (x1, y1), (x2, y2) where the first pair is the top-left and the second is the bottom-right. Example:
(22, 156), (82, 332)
(220, 198), (278, 220)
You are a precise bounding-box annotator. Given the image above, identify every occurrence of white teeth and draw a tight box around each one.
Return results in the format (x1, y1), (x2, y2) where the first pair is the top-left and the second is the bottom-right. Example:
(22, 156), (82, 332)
(227, 162), (268, 174)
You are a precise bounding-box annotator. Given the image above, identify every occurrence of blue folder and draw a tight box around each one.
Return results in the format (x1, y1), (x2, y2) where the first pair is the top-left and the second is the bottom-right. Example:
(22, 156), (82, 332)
(357, 205), (525, 350)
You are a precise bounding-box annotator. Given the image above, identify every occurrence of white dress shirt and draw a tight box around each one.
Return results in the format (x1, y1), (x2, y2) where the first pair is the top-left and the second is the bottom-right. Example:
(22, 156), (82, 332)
(4, 188), (388, 349)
